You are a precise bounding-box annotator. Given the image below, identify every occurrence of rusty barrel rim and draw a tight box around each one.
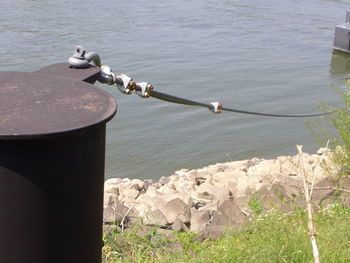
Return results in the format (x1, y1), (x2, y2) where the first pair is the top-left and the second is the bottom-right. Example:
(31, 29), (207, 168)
(0, 71), (117, 140)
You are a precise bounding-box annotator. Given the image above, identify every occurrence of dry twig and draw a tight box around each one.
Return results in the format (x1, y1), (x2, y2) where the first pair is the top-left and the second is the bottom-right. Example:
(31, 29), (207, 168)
(312, 187), (350, 193)
(296, 142), (329, 263)
(120, 205), (135, 232)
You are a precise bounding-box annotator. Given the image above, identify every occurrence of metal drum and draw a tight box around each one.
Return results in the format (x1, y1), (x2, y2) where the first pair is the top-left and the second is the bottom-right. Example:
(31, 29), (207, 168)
(0, 63), (117, 263)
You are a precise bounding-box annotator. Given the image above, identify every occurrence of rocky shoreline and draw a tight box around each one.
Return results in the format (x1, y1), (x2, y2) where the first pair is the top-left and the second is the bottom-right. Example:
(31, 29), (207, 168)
(103, 148), (350, 240)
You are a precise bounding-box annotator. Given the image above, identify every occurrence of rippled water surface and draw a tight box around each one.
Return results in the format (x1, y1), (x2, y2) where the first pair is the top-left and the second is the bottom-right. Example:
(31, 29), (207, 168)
(1, 0), (350, 179)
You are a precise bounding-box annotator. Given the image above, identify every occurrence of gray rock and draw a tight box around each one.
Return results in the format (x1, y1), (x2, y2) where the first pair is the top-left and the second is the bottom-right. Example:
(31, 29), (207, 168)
(256, 183), (293, 212)
(212, 185), (230, 201)
(113, 200), (130, 221)
(122, 178), (131, 183)
(177, 207), (191, 224)
(341, 192), (350, 208)
(311, 176), (350, 208)
(132, 203), (152, 217)
(122, 197), (138, 209)
(162, 198), (188, 224)
(311, 177), (337, 207)
(103, 200), (131, 224)
(159, 176), (171, 185)
(247, 158), (262, 168)
(176, 181), (196, 196)
(190, 209), (211, 233)
(103, 224), (118, 235)
(172, 217), (187, 232)
(143, 209), (168, 227)
(187, 170), (199, 179)
(247, 159), (275, 177)
(175, 169), (189, 177)
(103, 148), (344, 235)
(316, 147), (327, 155)
(103, 206), (115, 224)
(195, 225), (226, 241)
(136, 191), (167, 211)
(211, 199), (248, 227)
(157, 184), (177, 194)
(233, 195), (253, 216)
(127, 216), (142, 226)
(143, 179), (155, 191)
(104, 193), (117, 208)
(104, 185), (119, 195)
(196, 182), (216, 194)
(340, 177), (350, 191)
(120, 188), (140, 200)
(104, 178), (122, 189)
(274, 174), (304, 190)
(131, 179), (145, 190)
(227, 181), (238, 197)
(129, 183), (141, 191)
(195, 183), (230, 202)
(337, 177), (350, 207)
(191, 191), (216, 209)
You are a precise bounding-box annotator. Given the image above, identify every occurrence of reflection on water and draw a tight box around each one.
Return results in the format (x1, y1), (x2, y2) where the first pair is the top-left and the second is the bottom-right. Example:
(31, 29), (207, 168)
(330, 50), (350, 76)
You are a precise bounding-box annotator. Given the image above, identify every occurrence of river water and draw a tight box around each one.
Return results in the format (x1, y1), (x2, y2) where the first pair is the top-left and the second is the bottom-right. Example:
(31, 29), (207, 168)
(1, 0), (349, 180)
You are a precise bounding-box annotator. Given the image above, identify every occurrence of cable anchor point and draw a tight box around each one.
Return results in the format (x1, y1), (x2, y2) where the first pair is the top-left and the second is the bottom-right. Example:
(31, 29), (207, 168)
(68, 45), (101, 69)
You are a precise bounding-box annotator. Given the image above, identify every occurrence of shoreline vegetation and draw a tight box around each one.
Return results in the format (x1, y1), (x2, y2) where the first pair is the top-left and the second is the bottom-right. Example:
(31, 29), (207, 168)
(102, 147), (350, 262)
(101, 79), (350, 262)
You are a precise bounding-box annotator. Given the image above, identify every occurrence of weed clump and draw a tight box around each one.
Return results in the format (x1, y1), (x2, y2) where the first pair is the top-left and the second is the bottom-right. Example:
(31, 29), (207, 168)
(309, 79), (350, 171)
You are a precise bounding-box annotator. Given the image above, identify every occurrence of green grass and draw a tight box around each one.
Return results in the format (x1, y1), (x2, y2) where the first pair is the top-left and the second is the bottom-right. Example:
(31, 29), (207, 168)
(248, 194), (263, 215)
(102, 203), (350, 263)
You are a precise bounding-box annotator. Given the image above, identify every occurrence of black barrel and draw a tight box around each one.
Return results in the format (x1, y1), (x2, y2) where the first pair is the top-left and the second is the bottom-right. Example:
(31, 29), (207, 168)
(0, 64), (117, 263)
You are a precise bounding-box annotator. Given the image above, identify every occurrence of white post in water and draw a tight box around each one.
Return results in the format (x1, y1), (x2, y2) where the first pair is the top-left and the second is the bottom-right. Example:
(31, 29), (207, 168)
(333, 11), (350, 54)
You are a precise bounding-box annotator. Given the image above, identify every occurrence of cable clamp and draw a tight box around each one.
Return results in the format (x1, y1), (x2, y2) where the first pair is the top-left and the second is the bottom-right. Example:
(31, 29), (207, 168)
(209, 102), (222, 114)
(100, 64), (116, 84)
(136, 82), (153, 98)
(116, 74), (134, 94)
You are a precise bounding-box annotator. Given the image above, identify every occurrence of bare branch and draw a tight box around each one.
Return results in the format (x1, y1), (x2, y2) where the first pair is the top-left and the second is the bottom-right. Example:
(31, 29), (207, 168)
(296, 145), (320, 263)
(120, 205), (135, 232)
(312, 186), (350, 194)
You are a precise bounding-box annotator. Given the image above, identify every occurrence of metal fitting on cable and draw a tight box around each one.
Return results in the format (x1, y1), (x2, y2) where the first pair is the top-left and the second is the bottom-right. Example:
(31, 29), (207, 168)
(68, 46), (101, 69)
(209, 102), (222, 114)
(115, 74), (136, 94)
(136, 82), (154, 98)
(99, 64), (116, 85)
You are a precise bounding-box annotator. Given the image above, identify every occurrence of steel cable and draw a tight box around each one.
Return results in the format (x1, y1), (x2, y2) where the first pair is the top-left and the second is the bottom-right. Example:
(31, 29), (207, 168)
(148, 90), (332, 118)
(67, 47), (333, 118)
